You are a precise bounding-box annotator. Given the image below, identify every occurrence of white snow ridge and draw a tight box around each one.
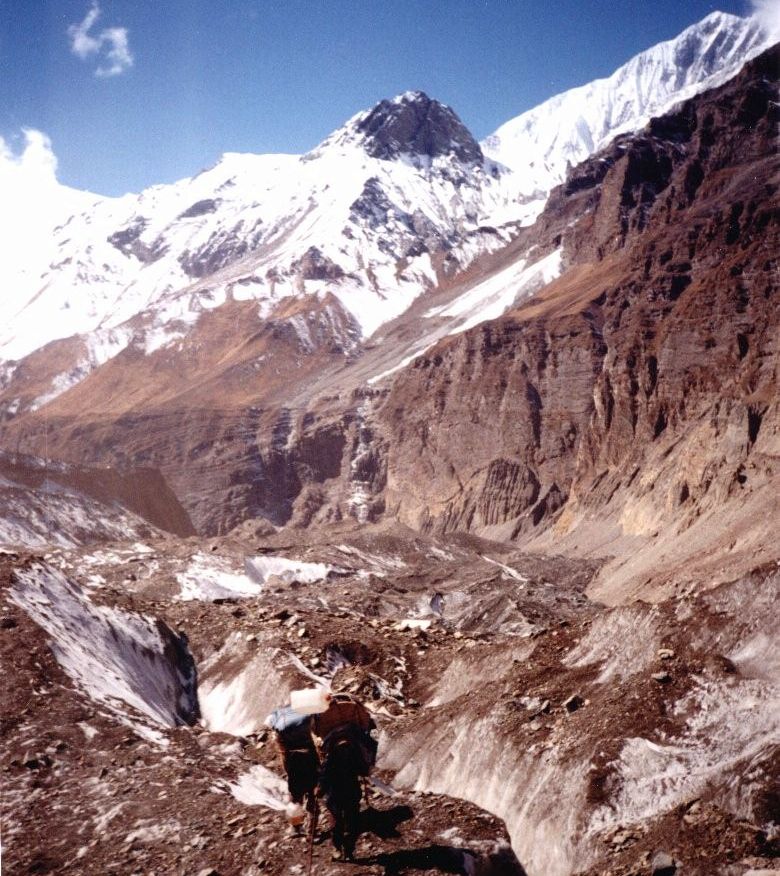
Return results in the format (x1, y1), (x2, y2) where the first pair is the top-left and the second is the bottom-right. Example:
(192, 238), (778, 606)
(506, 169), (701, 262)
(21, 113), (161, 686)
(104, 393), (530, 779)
(482, 12), (772, 206)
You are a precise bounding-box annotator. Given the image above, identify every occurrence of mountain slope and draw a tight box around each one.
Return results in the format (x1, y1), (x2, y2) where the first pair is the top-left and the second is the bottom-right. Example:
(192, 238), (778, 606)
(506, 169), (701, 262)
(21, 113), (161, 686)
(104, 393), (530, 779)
(378, 44), (780, 602)
(482, 11), (772, 209)
(0, 14), (774, 544)
(2, 12), (772, 397)
(0, 93), (508, 370)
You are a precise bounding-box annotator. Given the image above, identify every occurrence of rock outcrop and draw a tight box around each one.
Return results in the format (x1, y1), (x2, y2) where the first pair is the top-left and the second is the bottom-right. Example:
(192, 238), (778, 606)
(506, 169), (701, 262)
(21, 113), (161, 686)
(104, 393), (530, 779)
(353, 90), (485, 165)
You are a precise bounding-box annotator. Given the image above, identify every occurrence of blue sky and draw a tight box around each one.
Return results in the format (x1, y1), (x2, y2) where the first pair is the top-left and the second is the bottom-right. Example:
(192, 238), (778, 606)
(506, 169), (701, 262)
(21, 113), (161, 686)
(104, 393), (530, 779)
(0, 0), (764, 195)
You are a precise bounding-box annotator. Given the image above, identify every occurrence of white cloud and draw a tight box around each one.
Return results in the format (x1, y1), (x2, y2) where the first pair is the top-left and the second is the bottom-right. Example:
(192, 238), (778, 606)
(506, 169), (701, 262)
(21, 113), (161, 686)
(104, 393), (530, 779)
(751, 0), (780, 38)
(0, 130), (94, 325)
(0, 129), (59, 192)
(0, 130), (63, 316)
(68, 2), (133, 77)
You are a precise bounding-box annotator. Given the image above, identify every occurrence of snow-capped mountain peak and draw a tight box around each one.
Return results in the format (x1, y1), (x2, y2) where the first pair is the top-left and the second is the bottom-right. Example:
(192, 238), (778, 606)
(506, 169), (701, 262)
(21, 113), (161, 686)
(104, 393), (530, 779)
(0, 90), (505, 373)
(482, 10), (774, 205)
(311, 90), (484, 166)
(0, 11), (772, 415)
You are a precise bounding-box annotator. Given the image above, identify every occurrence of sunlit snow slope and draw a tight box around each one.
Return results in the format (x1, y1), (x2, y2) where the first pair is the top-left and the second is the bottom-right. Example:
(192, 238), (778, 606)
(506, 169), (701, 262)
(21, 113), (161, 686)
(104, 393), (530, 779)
(0, 95), (506, 365)
(0, 10), (772, 383)
(482, 12), (773, 214)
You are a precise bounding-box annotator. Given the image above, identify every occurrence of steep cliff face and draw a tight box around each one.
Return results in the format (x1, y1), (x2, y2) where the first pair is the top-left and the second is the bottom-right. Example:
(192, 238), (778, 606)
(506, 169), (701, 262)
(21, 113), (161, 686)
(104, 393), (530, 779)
(379, 46), (779, 601)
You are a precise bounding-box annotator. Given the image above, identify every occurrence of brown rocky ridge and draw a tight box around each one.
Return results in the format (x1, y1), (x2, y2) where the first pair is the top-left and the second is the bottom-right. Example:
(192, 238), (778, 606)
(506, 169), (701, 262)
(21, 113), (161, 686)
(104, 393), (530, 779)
(378, 45), (780, 602)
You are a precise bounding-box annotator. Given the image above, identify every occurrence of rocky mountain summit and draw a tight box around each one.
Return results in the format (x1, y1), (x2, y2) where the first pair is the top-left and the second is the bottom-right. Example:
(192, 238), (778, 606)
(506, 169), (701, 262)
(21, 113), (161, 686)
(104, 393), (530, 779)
(321, 90), (485, 166)
(1, 12), (779, 876)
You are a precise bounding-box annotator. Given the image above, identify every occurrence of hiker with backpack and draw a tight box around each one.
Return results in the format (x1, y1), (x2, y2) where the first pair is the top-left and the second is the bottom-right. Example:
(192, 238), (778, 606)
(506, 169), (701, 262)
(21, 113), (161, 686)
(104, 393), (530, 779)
(266, 688), (378, 860)
(264, 703), (320, 829)
(313, 692), (378, 861)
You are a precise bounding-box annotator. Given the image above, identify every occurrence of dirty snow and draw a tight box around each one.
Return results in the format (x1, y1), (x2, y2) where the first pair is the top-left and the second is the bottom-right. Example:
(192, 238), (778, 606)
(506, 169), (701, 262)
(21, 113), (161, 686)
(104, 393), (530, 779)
(428, 545), (456, 561)
(93, 802), (127, 834)
(0, 481), (156, 549)
(587, 675), (780, 837)
(244, 555), (332, 586)
(124, 818), (182, 845)
(198, 634), (293, 736)
(480, 555), (529, 583)
(347, 399), (374, 523)
(10, 563), (196, 744)
(176, 552), (262, 601)
(564, 604), (661, 683)
(228, 764), (289, 810)
(198, 666), (259, 736)
(335, 544), (407, 575)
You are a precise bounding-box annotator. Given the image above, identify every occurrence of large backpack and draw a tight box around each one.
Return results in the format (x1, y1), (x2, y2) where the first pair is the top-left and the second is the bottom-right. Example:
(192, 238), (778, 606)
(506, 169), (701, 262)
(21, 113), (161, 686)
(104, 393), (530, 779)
(320, 722), (377, 776)
(266, 705), (314, 750)
(313, 693), (373, 737)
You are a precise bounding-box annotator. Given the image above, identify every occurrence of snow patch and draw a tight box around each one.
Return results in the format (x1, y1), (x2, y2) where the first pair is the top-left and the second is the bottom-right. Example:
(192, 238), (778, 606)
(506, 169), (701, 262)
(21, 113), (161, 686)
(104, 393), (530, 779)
(369, 249), (562, 385)
(480, 555), (528, 583)
(244, 555), (332, 586)
(77, 721), (99, 741)
(429, 248), (562, 330)
(228, 764), (289, 809)
(176, 552), (262, 601)
(28, 327), (133, 410)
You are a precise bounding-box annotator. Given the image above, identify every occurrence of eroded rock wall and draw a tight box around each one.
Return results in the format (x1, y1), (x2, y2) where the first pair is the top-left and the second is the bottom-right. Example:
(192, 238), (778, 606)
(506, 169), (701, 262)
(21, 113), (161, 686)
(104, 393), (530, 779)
(377, 47), (780, 595)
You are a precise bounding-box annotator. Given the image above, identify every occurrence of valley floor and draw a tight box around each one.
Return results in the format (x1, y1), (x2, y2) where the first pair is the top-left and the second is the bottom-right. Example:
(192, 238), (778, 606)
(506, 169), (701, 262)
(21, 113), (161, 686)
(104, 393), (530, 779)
(1, 524), (778, 875)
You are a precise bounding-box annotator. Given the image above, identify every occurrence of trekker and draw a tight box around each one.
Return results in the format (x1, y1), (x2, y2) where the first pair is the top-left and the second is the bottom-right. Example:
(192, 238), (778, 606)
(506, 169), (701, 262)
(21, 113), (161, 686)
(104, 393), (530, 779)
(266, 689), (379, 860)
(313, 692), (378, 861)
(264, 704), (320, 828)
